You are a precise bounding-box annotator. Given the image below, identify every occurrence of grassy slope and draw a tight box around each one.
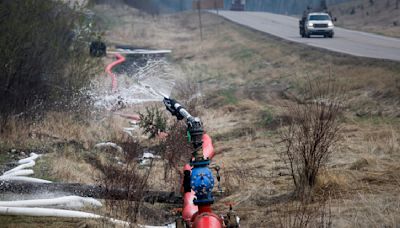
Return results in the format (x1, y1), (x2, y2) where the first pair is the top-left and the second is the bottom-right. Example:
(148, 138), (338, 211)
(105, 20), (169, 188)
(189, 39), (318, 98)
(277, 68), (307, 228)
(1, 4), (399, 227)
(95, 5), (400, 226)
(93, 5), (400, 226)
(329, 0), (400, 37)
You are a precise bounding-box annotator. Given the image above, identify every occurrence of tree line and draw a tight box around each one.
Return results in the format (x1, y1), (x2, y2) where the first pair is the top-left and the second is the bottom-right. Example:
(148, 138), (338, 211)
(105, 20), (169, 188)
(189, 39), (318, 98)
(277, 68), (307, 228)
(223, 0), (350, 14)
(93, 0), (353, 14)
(92, 0), (192, 13)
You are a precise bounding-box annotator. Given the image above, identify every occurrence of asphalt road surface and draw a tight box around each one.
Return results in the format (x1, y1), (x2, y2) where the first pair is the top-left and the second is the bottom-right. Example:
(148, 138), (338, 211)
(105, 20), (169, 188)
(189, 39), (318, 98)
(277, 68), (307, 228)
(216, 11), (400, 62)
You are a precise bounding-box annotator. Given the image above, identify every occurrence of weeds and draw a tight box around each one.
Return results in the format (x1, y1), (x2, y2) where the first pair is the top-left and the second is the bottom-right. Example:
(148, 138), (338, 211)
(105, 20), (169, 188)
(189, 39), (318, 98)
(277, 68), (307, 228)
(265, 194), (333, 228)
(95, 135), (153, 223)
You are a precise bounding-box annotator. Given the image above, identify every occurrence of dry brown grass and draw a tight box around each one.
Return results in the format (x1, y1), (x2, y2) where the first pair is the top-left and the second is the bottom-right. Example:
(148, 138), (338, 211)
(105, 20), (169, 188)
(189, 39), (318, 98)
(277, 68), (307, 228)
(46, 150), (98, 183)
(0, 109), (133, 185)
(1, 111), (125, 148)
(330, 0), (400, 38)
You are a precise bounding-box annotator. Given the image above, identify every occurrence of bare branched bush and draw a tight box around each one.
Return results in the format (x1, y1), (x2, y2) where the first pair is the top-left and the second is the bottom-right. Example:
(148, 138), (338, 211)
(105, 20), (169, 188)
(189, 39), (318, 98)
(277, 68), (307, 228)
(159, 121), (192, 183)
(93, 136), (153, 223)
(279, 79), (343, 195)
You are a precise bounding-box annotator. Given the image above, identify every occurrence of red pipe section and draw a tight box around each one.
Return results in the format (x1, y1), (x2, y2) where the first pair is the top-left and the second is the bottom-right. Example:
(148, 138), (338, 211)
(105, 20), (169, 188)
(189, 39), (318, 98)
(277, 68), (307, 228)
(202, 134), (215, 160)
(182, 164), (197, 222)
(183, 191), (198, 222)
(105, 53), (125, 92)
(181, 133), (223, 228)
(192, 212), (223, 228)
(115, 113), (141, 122)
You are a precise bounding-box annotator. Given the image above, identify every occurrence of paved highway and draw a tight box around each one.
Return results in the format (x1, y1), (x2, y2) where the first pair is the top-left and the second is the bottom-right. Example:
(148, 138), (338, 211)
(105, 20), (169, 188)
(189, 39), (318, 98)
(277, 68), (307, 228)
(216, 11), (400, 62)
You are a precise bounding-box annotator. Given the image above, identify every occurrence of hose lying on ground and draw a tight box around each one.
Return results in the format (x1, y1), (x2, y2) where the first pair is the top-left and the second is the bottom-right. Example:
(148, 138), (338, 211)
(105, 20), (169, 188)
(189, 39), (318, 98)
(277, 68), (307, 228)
(18, 153), (40, 164)
(3, 160), (35, 175)
(0, 206), (129, 226)
(0, 169), (34, 178)
(0, 153), (50, 183)
(0, 196), (102, 208)
(94, 142), (123, 153)
(0, 176), (52, 183)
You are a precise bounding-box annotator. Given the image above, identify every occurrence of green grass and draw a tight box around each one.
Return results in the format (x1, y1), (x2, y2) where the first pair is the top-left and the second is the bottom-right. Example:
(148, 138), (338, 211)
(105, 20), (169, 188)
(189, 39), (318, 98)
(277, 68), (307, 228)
(0, 149), (11, 165)
(259, 108), (274, 128)
(219, 88), (238, 105)
(32, 155), (60, 182)
(353, 116), (400, 126)
(230, 47), (255, 61)
(211, 126), (256, 141)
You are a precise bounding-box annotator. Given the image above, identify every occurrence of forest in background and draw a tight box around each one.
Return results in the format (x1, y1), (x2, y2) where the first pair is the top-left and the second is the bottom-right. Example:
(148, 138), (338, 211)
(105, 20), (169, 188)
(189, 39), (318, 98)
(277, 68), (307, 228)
(92, 0), (351, 14)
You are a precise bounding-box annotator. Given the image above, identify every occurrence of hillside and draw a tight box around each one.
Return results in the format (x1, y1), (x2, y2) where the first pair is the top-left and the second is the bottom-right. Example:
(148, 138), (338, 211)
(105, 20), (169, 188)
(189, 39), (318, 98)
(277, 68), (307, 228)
(230, 0), (349, 14)
(329, 0), (400, 37)
(92, 0), (350, 14)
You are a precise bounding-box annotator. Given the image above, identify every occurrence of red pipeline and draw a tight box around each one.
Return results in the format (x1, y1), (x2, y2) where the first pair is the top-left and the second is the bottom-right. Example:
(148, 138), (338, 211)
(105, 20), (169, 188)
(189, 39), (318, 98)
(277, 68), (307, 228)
(182, 134), (223, 228)
(105, 53), (125, 92)
(105, 54), (140, 121)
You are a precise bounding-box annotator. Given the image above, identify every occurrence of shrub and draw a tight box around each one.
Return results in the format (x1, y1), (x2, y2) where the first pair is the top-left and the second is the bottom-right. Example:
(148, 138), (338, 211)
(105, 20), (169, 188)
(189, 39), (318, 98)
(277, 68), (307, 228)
(159, 121), (192, 181)
(93, 136), (152, 223)
(279, 79), (342, 196)
(0, 0), (99, 125)
(139, 106), (168, 139)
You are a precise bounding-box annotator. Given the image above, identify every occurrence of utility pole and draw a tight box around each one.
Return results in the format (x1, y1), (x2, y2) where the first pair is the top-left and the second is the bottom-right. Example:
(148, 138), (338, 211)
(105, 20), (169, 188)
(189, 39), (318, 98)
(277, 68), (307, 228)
(197, 0), (203, 41)
(214, 0), (219, 15)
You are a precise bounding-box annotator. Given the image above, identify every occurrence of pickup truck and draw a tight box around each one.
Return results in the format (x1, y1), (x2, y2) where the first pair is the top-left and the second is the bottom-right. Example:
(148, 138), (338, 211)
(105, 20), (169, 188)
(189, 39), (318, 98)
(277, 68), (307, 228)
(299, 12), (334, 38)
(230, 0), (245, 11)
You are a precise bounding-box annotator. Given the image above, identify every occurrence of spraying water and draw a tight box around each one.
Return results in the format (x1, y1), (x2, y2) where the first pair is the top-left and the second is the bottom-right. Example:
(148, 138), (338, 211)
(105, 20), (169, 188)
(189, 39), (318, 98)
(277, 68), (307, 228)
(88, 56), (174, 110)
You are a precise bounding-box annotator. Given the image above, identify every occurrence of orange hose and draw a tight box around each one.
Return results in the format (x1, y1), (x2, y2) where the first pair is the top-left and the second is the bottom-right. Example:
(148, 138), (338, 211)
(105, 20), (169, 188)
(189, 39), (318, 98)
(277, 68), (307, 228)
(105, 53), (125, 92)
